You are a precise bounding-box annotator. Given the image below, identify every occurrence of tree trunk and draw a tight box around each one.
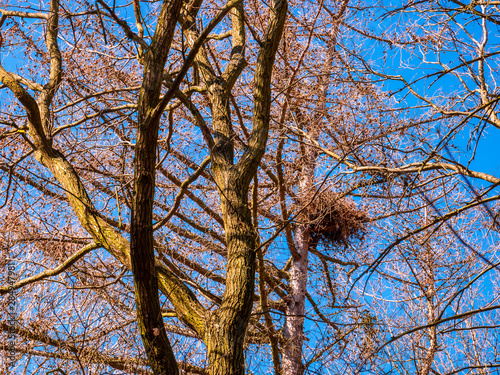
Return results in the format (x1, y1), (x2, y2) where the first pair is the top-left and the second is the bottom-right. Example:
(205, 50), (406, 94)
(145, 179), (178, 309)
(281, 4), (348, 372)
(282, 159), (316, 375)
(282, 224), (309, 375)
(0, 0), (287, 373)
(184, 0), (287, 372)
(206, 313), (248, 375)
(204, 183), (257, 375)
(130, 0), (184, 373)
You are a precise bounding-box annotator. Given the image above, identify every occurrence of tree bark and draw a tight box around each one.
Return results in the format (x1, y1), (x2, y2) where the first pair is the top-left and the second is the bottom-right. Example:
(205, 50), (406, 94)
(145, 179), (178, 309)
(282, 170), (314, 375)
(282, 3), (348, 373)
(130, 0), (184, 372)
(0, 0), (287, 373)
(0, 0), (206, 348)
(204, 186), (256, 374)
(180, 0), (287, 372)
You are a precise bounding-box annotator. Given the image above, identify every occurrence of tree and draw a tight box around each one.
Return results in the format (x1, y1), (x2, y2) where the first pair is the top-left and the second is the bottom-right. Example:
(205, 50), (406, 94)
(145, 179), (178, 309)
(0, 0), (286, 372)
(2, 0), (500, 374)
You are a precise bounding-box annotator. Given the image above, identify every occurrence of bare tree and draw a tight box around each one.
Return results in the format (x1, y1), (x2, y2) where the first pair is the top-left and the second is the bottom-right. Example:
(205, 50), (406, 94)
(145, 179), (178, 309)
(0, 0), (285, 372)
(1, 0), (500, 374)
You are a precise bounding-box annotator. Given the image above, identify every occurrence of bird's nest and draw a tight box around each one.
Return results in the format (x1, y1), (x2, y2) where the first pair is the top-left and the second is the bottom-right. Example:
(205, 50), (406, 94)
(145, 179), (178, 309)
(301, 190), (367, 247)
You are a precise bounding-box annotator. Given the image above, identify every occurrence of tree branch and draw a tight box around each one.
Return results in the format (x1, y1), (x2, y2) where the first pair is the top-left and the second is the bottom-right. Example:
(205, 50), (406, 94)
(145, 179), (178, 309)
(0, 243), (101, 295)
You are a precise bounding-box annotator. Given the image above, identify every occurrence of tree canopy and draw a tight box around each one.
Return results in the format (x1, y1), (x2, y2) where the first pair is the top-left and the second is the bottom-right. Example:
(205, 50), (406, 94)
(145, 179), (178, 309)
(1, 0), (500, 374)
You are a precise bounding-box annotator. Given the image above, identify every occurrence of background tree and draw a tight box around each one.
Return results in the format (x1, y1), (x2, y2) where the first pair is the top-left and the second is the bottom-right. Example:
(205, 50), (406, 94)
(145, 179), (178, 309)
(1, 0), (500, 375)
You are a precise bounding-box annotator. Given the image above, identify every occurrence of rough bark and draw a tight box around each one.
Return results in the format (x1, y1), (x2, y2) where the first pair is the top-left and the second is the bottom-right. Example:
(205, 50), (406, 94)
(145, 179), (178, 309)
(204, 184), (256, 374)
(0, 0), (206, 346)
(0, 0), (287, 373)
(183, 0), (287, 372)
(130, 0), (184, 373)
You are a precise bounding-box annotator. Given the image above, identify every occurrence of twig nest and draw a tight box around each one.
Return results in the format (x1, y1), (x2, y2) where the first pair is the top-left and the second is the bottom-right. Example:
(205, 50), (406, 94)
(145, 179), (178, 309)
(302, 190), (367, 247)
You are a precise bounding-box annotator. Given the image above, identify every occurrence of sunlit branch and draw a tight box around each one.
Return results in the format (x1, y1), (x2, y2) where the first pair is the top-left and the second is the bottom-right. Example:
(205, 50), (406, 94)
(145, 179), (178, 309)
(0, 243), (101, 295)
